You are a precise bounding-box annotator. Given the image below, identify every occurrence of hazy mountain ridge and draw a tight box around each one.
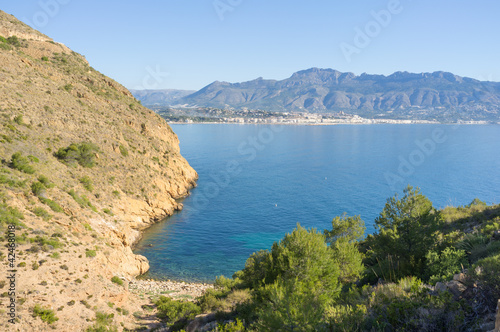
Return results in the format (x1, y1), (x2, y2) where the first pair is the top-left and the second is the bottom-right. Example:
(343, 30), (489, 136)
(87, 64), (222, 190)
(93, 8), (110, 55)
(137, 68), (500, 121)
(129, 89), (195, 106)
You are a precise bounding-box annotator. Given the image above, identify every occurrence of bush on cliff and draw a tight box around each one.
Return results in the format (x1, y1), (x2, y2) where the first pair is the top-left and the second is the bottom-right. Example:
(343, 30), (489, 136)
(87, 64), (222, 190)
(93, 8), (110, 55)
(11, 152), (36, 174)
(55, 142), (98, 168)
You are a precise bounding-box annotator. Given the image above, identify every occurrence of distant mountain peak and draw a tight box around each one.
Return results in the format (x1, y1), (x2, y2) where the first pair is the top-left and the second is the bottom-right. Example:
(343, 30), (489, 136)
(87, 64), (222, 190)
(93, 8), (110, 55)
(134, 68), (500, 122)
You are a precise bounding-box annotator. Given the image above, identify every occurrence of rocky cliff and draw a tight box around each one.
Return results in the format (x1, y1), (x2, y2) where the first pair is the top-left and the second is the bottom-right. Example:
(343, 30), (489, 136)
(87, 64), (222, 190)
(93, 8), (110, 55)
(0, 10), (197, 331)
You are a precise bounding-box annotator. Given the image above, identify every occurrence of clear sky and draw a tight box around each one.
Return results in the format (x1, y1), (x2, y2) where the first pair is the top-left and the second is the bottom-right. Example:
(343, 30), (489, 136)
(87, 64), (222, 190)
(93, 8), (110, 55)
(3, 1), (500, 90)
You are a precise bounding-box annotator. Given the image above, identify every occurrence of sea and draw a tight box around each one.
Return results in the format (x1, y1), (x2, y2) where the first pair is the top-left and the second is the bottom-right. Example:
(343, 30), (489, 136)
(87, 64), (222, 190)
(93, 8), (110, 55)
(134, 124), (500, 283)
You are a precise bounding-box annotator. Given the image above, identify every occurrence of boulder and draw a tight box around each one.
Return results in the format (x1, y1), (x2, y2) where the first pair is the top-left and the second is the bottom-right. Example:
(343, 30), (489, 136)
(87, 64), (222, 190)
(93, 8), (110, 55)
(453, 273), (467, 283)
(447, 280), (467, 298)
(186, 313), (217, 332)
(435, 282), (447, 293)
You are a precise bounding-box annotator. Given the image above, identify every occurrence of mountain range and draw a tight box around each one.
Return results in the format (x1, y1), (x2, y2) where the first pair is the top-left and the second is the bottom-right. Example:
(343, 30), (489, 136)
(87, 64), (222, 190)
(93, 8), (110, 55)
(129, 89), (194, 106)
(133, 68), (500, 121)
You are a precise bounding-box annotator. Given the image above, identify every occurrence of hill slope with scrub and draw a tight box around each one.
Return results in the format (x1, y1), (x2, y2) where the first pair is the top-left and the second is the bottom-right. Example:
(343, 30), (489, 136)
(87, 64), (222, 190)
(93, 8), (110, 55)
(0, 10), (197, 331)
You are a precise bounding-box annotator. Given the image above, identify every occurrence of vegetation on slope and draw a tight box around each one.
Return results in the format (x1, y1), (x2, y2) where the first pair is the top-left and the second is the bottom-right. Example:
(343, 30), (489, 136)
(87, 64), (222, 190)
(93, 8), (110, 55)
(155, 186), (500, 331)
(0, 10), (197, 331)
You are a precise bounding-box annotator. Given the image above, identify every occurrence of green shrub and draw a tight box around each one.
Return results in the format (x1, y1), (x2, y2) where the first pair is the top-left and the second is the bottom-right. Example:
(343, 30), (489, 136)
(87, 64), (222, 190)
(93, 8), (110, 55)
(31, 181), (46, 197)
(325, 304), (367, 332)
(255, 278), (329, 332)
(39, 197), (63, 213)
(111, 190), (120, 198)
(33, 207), (52, 221)
(0, 43), (11, 51)
(155, 296), (201, 327)
(13, 115), (24, 125)
(217, 318), (246, 332)
(242, 224), (340, 295)
(115, 307), (129, 315)
(103, 208), (113, 215)
(0, 174), (26, 188)
(111, 276), (123, 286)
(30, 235), (63, 249)
(55, 142), (98, 168)
(472, 253), (500, 309)
(426, 247), (468, 284)
(85, 311), (117, 332)
(68, 189), (97, 211)
(482, 217), (500, 237)
(197, 289), (228, 313)
(33, 304), (58, 324)
(38, 175), (54, 188)
(41, 56), (48, 61)
(214, 275), (240, 291)
(42, 198), (62, 212)
(11, 152), (35, 174)
(86, 250), (96, 258)
(119, 145), (128, 157)
(79, 176), (93, 192)
(1, 133), (12, 143)
(63, 84), (73, 92)
(27, 155), (39, 163)
(6, 36), (20, 47)
(362, 185), (440, 281)
(367, 288), (470, 331)
(0, 203), (25, 226)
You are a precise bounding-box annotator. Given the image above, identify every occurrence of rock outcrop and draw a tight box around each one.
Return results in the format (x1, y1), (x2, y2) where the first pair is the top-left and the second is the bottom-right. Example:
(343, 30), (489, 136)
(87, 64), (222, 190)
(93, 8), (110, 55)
(496, 299), (500, 331)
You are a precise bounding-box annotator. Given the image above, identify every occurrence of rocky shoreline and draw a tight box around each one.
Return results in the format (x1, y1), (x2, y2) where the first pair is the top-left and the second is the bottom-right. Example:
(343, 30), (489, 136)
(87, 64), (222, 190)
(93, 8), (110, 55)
(129, 279), (213, 301)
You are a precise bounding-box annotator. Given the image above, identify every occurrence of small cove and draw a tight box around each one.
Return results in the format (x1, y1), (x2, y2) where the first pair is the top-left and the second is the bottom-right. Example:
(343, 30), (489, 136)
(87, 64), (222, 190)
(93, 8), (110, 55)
(135, 124), (500, 282)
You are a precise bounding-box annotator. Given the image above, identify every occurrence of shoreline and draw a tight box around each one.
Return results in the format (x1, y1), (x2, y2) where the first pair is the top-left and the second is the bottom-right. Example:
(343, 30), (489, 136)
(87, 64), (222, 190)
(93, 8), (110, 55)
(129, 278), (214, 301)
(130, 189), (196, 250)
(167, 120), (497, 125)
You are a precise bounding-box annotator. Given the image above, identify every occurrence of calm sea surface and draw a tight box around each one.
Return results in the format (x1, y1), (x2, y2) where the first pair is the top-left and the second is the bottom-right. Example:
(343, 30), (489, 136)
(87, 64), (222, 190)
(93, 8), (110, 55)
(134, 124), (500, 282)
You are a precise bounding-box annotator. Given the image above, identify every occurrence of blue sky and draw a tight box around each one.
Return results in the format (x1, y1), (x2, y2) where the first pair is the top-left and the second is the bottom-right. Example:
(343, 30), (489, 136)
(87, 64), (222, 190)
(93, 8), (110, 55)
(3, 0), (500, 90)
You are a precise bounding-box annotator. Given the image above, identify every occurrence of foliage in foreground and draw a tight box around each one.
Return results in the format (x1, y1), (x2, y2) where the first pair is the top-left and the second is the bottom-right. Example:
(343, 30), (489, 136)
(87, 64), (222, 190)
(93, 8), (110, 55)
(155, 296), (201, 329)
(183, 185), (500, 331)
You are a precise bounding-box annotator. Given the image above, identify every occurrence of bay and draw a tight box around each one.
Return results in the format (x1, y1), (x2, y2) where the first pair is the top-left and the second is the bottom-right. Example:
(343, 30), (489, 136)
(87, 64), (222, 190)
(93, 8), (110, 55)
(134, 124), (500, 282)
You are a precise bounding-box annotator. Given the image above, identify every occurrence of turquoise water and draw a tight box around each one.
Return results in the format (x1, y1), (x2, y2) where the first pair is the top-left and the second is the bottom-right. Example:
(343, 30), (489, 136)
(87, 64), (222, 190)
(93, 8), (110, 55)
(134, 124), (500, 282)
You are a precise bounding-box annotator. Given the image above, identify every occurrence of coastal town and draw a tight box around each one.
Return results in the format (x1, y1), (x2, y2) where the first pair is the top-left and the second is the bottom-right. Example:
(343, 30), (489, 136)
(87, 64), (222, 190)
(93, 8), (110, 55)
(152, 107), (491, 125)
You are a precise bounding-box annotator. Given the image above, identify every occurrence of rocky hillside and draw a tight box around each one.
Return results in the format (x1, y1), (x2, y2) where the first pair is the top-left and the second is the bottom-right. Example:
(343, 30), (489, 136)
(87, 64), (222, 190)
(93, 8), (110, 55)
(168, 68), (500, 121)
(0, 10), (198, 331)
